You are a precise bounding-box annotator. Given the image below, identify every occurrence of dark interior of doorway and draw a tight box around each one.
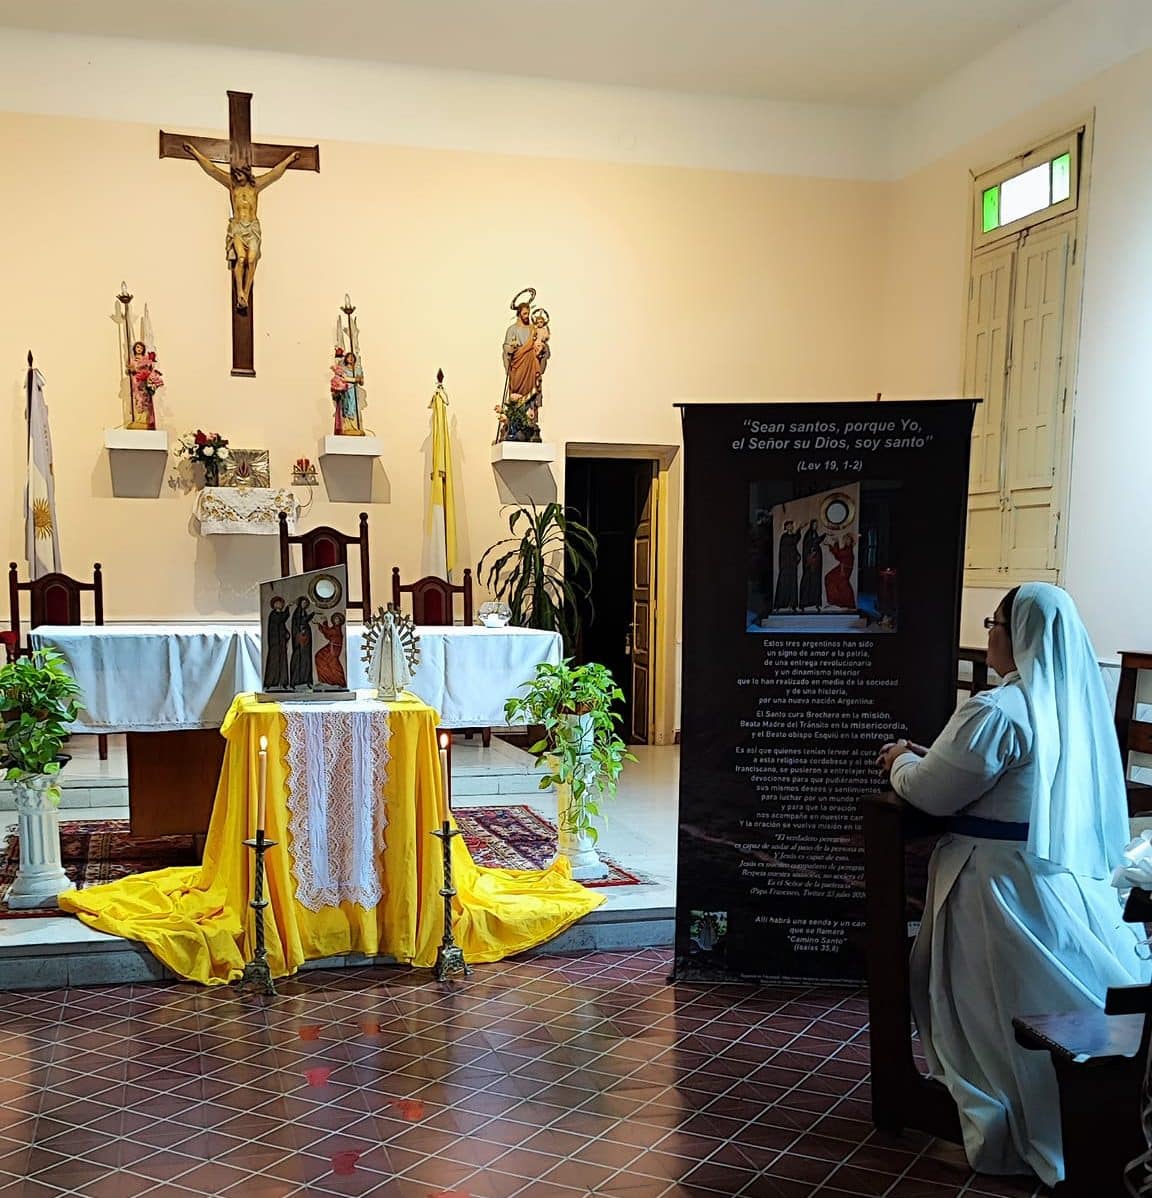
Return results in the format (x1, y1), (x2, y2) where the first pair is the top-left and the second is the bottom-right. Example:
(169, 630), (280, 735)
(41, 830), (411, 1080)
(565, 456), (653, 744)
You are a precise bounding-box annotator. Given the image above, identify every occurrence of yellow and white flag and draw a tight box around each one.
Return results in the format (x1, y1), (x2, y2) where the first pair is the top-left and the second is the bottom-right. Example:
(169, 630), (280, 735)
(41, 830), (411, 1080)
(25, 365), (61, 579)
(425, 382), (457, 581)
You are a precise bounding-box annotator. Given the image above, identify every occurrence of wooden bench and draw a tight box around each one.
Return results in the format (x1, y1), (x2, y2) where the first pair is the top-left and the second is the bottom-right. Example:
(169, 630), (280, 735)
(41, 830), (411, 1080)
(864, 648), (1152, 1195)
(1012, 884), (1152, 1195)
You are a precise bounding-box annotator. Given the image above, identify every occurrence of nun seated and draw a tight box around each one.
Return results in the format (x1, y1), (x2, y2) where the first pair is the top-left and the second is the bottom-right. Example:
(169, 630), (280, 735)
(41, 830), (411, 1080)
(874, 583), (1149, 1189)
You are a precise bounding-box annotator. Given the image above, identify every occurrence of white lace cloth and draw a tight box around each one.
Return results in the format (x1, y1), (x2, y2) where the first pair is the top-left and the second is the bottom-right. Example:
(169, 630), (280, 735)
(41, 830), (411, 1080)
(282, 698), (392, 911)
(194, 487), (298, 535)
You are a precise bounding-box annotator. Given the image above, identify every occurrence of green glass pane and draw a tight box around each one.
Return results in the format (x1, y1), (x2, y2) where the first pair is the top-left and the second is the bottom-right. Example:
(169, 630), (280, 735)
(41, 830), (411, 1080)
(982, 185), (1000, 233)
(1052, 152), (1071, 203)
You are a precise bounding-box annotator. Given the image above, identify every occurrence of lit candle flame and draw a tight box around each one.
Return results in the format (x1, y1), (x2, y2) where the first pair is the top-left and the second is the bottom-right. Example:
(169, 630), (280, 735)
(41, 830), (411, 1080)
(439, 732), (450, 750)
(259, 735), (268, 751)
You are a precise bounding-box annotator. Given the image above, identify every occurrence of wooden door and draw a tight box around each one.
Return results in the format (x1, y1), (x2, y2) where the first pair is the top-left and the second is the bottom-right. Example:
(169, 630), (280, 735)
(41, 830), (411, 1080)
(630, 465), (657, 744)
(1003, 223), (1071, 579)
(963, 243), (1015, 577)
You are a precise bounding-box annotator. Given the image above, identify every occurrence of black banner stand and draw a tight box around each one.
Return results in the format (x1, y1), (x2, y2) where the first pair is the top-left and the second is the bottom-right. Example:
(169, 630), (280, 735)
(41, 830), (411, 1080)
(673, 399), (977, 984)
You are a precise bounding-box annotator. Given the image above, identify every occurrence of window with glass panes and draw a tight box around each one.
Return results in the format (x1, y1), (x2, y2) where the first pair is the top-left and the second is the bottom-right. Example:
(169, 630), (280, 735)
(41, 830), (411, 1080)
(963, 127), (1087, 587)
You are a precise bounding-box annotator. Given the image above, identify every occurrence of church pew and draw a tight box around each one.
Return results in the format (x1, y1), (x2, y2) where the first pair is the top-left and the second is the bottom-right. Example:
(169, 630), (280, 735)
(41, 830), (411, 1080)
(861, 791), (961, 1141)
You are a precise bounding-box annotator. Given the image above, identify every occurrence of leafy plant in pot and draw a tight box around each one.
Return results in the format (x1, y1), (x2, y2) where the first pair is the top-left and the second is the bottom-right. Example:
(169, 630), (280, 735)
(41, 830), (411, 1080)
(504, 660), (634, 881)
(0, 649), (81, 909)
(478, 503), (597, 652)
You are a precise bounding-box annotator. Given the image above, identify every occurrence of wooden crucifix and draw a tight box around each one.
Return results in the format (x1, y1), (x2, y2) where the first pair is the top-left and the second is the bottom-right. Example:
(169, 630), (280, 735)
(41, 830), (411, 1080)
(160, 91), (319, 377)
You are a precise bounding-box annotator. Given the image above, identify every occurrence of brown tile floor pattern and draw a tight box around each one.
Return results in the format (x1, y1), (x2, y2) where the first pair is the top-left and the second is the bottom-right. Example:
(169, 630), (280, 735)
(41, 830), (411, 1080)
(0, 949), (1048, 1197)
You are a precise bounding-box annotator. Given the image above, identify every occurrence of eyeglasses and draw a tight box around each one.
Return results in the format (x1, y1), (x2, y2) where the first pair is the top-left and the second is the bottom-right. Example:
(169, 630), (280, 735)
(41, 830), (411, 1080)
(983, 616), (1008, 631)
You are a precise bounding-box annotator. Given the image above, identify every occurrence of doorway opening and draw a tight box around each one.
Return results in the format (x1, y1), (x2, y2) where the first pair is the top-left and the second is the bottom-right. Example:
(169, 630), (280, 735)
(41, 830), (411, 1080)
(565, 456), (657, 744)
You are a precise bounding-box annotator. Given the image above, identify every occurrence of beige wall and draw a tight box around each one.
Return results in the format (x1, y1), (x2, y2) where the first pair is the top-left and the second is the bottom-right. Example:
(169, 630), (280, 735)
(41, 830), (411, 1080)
(5, 15), (1151, 719)
(0, 109), (889, 739)
(880, 45), (1152, 659)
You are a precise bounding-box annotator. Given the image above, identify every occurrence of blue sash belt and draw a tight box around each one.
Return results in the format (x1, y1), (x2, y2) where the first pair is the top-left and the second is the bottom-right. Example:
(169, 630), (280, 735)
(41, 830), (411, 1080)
(948, 815), (1030, 842)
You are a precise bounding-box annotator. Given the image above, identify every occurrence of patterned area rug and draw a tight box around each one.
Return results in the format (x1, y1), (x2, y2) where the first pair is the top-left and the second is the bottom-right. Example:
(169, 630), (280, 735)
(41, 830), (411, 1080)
(0, 820), (200, 918)
(0, 804), (649, 917)
(457, 804), (650, 889)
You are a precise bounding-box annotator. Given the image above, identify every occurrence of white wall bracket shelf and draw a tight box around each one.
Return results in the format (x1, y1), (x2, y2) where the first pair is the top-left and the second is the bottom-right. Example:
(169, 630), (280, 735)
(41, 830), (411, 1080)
(321, 435), (382, 458)
(104, 429), (169, 452)
(490, 441), (556, 464)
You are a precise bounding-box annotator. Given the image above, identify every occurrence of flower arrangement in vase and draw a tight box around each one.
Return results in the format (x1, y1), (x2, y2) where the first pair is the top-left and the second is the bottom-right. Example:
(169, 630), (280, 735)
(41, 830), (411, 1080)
(175, 430), (230, 487)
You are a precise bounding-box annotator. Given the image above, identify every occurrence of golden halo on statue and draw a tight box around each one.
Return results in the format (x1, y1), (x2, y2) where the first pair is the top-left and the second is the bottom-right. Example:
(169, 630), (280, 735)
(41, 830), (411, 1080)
(510, 287), (537, 311)
(531, 307), (550, 326)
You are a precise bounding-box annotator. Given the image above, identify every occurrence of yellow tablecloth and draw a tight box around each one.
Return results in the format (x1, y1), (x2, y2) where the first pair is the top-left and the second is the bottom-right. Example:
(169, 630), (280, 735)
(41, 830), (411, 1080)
(59, 694), (604, 984)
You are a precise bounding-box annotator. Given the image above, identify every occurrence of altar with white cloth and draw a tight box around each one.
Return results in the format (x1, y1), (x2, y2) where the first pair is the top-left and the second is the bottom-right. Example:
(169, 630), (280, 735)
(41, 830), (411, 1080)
(31, 622), (561, 835)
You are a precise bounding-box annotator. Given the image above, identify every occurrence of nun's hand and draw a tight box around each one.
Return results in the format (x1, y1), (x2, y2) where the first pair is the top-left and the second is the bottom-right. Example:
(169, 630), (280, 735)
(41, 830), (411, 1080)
(876, 740), (912, 773)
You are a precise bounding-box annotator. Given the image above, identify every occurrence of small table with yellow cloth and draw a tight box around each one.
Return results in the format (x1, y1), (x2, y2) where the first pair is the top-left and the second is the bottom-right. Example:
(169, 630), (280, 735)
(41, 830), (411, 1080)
(59, 693), (604, 985)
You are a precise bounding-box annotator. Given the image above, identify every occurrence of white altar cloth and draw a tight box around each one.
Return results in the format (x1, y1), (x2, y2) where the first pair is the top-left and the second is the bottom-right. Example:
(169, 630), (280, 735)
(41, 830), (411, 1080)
(345, 626), (561, 727)
(31, 623), (561, 733)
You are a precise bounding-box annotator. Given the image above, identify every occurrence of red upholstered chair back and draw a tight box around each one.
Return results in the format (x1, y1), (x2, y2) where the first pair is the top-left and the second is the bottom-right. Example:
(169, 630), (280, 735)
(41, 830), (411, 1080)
(8, 562), (104, 654)
(391, 568), (473, 627)
(279, 512), (372, 614)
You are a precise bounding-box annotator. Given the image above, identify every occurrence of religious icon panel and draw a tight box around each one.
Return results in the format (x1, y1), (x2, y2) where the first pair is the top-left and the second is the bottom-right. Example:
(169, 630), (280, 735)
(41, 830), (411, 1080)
(258, 564), (354, 701)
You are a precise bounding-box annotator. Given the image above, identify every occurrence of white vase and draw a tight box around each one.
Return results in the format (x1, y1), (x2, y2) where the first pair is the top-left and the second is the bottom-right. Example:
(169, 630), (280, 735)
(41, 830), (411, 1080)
(554, 775), (609, 883)
(6, 774), (74, 910)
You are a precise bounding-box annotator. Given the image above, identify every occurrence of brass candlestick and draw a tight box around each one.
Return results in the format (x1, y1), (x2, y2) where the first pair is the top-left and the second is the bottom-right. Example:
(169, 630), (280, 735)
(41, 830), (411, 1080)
(431, 821), (471, 982)
(238, 829), (277, 996)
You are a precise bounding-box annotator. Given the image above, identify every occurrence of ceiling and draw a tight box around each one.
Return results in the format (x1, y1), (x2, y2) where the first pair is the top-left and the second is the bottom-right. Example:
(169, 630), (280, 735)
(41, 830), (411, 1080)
(0, 0), (1065, 106)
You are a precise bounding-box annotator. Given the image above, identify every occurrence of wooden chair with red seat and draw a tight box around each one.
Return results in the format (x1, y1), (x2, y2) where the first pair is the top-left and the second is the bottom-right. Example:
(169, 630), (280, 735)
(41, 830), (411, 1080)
(278, 511), (372, 616)
(8, 561), (108, 761)
(391, 567), (487, 746)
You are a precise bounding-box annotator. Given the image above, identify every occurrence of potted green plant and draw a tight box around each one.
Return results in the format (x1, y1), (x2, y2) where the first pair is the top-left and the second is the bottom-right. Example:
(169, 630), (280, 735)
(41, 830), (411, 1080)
(0, 648), (81, 909)
(504, 660), (634, 880)
(478, 503), (597, 651)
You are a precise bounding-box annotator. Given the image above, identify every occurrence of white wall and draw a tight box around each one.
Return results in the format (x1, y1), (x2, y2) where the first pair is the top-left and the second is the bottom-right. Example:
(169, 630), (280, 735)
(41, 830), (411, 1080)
(0, 28), (889, 181)
(881, 17), (1152, 661)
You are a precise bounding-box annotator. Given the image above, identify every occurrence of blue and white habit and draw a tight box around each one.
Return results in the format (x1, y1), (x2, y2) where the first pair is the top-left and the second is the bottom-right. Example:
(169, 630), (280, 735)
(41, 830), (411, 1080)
(889, 582), (1148, 1186)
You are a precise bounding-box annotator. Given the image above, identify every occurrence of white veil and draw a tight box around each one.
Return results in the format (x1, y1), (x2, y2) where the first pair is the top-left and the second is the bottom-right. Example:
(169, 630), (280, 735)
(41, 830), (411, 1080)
(1012, 582), (1128, 879)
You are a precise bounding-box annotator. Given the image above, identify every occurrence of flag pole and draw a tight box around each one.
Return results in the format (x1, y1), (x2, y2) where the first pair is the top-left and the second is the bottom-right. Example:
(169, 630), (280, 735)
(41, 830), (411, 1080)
(24, 352), (34, 579)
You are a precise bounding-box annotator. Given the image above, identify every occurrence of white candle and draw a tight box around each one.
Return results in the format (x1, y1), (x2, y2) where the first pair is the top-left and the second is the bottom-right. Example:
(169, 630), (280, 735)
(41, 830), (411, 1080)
(438, 732), (451, 824)
(258, 735), (269, 834)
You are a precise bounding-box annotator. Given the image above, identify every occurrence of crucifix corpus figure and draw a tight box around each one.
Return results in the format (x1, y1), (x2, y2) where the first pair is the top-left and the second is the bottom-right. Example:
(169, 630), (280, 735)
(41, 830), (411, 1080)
(160, 90), (319, 376)
(184, 143), (298, 313)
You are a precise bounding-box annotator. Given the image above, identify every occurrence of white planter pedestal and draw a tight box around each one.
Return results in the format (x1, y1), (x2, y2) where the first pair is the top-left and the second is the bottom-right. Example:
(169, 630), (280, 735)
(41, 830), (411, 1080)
(6, 775), (74, 910)
(555, 779), (609, 882)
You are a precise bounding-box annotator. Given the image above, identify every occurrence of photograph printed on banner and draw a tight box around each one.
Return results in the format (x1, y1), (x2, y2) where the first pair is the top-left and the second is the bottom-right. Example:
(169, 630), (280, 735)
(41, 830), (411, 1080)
(747, 480), (900, 634)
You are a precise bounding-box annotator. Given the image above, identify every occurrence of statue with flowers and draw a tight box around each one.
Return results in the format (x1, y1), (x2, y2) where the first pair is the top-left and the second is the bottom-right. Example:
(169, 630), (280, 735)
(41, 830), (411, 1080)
(329, 294), (366, 435)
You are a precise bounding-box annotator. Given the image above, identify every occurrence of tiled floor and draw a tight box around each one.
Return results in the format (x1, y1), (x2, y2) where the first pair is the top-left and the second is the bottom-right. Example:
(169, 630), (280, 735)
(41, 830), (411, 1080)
(0, 950), (1047, 1198)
